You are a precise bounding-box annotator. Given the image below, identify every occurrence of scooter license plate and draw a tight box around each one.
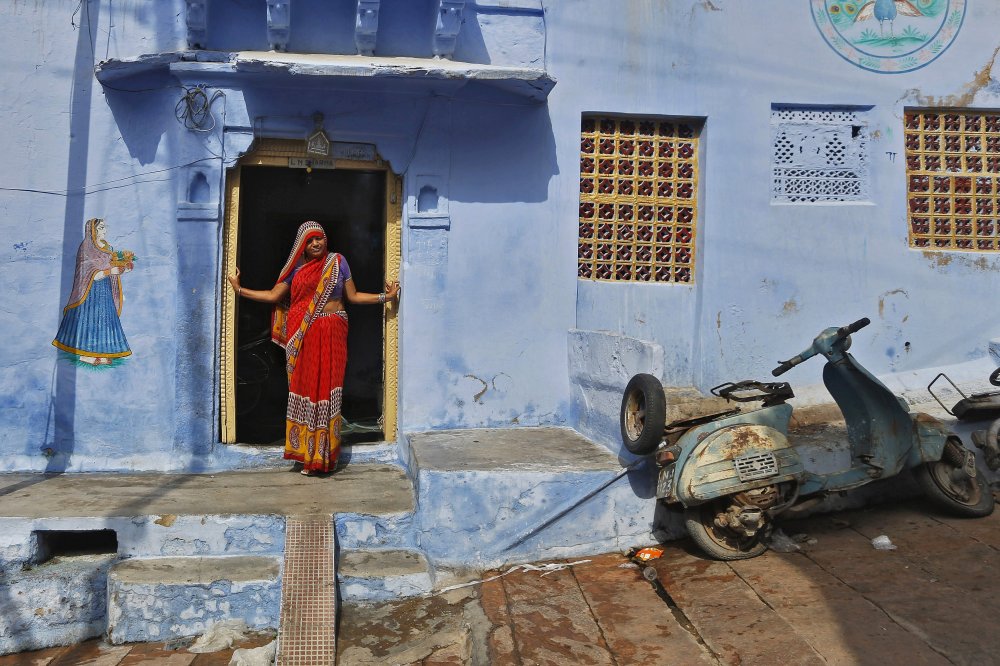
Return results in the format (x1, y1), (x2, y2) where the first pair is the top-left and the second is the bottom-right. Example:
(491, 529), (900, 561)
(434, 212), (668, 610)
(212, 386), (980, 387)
(657, 466), (674, 498)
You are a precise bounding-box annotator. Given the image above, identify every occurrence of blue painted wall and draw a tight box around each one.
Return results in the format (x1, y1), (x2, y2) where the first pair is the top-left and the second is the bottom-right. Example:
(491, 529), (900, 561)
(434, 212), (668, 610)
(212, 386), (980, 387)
(2, 0), (999, 471)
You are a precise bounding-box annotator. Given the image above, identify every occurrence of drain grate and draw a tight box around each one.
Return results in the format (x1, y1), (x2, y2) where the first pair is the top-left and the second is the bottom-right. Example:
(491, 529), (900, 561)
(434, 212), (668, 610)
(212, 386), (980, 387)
(277, 516), (337, 665)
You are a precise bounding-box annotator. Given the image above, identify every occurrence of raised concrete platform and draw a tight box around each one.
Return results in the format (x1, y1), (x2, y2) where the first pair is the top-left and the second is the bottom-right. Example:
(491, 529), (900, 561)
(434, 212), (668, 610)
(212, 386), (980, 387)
(0, 465), (414, 518)
(0, 464), (413, 655)
(407, 427), (659, 569)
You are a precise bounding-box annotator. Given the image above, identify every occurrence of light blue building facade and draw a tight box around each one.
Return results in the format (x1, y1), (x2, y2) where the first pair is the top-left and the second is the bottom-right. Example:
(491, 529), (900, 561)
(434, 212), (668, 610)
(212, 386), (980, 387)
(2, 0), (999, 473)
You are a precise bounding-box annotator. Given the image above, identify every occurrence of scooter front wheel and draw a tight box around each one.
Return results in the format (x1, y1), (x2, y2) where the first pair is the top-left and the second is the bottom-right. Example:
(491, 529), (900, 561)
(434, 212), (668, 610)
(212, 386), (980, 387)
(684, 500), (769, 561)
(916, 440), (994, 518)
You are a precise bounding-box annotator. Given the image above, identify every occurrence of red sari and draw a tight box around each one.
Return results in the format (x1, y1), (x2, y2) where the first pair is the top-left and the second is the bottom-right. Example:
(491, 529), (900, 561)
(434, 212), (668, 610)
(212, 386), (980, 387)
(272, 232), (348, 473)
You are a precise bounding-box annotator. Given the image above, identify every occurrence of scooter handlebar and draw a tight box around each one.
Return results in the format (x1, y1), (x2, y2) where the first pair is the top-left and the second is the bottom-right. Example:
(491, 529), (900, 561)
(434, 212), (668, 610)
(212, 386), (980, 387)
(771, 361), (794, 377)
(773, 318), (870, 377)
(837, 317), (870, 338)
(772, 355), (803, 377)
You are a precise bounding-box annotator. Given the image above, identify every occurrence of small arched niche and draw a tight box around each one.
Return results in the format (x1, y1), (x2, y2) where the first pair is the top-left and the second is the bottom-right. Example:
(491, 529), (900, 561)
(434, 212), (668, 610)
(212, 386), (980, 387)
(417, 185), (439, 214)
(189, 171), (211, 204)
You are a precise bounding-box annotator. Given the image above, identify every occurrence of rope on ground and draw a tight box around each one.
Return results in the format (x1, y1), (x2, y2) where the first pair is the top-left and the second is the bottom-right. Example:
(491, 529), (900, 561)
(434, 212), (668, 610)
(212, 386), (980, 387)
(428, 559), (592, 597)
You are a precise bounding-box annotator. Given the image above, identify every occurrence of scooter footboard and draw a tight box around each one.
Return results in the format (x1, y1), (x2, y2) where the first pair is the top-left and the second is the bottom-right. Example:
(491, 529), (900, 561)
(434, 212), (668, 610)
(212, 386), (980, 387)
(677, 424), (806, 504)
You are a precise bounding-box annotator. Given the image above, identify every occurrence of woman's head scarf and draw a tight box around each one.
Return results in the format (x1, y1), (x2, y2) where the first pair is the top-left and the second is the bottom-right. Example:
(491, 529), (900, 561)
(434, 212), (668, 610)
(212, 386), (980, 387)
(271, 221), (327, 346)
(64, 218), (121, 313)
(275, 221), (327, 286)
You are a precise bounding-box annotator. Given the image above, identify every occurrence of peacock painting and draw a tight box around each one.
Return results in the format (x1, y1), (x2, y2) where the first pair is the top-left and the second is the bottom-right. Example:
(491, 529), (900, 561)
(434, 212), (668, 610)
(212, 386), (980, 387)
(814, 0), (965, 73)
(856, 1), (925, 37)
(826, 0), (947, 47)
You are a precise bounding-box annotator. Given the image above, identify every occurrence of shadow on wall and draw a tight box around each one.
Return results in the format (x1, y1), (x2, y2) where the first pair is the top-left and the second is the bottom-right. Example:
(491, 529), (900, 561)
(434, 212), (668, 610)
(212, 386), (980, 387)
(449, 89), (559, 205)
(47, 2), (104, 475)
(101, 70), (179, 166)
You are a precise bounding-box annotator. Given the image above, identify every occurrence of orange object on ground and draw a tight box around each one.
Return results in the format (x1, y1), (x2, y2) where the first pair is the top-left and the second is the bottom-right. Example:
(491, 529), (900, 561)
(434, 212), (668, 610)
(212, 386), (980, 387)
(630, 547), (664, 562)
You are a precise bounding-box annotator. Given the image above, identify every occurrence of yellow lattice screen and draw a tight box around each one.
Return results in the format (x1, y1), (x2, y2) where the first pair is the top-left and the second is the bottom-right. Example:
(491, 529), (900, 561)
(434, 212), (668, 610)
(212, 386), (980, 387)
(578, 116), (700, 283)
(905, 110), (1000, 251)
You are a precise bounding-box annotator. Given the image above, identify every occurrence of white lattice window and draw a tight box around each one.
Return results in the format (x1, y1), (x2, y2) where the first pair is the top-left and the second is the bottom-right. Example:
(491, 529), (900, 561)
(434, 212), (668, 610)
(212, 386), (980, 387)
(771, 106), (871, 203)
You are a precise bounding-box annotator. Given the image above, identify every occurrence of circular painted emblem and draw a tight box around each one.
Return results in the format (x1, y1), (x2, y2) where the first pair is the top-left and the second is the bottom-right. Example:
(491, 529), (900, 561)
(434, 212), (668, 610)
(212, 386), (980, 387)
(811, 0), (967, 73)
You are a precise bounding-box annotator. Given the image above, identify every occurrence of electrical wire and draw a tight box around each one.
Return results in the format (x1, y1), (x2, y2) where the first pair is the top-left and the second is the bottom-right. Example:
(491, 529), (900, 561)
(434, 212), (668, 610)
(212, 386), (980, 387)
(175, 86), (225, 132)
(0, 158), (220, 198)
(104, 0), (113, 62)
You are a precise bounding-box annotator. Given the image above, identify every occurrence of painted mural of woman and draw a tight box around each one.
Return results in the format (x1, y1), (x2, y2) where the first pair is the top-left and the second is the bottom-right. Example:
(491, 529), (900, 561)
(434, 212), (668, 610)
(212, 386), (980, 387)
(52, 218), (135, 365)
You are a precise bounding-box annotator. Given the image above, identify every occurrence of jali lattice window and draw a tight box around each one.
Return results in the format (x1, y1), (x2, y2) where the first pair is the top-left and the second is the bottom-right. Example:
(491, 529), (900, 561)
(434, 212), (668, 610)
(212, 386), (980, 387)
(578, 116), (700, 284)
(905, 111), (1000, 251)
(771, 106), (870, 203)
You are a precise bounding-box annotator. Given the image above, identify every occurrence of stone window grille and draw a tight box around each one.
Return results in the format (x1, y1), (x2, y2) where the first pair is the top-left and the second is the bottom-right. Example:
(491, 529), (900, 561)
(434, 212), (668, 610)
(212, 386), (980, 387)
(578, 115), (701, 284)
(771, 106), (871, 203)
(905, 110), (1000, 251)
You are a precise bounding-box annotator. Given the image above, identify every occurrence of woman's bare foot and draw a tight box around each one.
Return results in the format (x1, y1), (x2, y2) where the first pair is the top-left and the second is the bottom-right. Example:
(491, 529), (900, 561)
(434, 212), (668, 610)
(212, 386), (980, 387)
(300, 469), (314, 476)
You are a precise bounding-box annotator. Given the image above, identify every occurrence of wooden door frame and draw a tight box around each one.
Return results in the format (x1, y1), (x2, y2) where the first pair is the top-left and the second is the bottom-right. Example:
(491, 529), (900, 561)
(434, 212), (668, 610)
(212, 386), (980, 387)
(219, 138), (401, 443)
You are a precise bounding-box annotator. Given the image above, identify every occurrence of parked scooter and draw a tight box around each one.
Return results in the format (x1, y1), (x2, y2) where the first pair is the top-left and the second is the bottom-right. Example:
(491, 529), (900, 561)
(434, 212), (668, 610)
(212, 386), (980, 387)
(621, 318), (994, 561)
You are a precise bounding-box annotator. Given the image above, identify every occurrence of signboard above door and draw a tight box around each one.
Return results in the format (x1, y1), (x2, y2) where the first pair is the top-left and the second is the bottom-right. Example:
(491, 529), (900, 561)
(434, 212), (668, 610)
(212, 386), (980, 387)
(288, 143), (376, 170)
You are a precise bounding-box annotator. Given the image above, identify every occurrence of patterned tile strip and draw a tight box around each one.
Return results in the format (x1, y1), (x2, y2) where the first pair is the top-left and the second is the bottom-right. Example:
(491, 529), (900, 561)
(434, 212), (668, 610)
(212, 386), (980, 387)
(277, 515), (337, 666)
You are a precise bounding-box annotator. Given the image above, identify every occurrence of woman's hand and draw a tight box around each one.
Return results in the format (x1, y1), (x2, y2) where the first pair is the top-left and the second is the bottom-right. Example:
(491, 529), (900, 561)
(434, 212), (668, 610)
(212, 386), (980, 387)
(385, 280), (400, 302)
(228, 268), (241, 294)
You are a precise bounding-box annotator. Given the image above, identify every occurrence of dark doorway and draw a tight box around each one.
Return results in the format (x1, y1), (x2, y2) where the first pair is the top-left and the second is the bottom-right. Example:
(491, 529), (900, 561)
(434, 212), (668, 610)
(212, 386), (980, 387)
(235, 166), (386, 444)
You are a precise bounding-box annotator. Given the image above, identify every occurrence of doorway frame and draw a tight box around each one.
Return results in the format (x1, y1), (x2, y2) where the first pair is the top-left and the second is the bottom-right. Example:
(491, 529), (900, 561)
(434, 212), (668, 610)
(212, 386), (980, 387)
(219, 137), (402, 444)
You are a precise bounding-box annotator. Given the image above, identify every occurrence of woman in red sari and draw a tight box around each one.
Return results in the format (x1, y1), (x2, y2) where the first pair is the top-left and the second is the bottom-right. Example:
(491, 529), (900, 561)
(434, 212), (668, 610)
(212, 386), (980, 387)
(229, 221), (399, 475)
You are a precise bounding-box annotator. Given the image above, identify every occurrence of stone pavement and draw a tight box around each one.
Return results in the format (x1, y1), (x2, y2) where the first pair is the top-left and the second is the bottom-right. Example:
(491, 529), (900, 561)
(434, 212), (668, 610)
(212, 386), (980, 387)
(7, 495), (1000, 665)
(336, 496), (1000, 665)
(0, 632), (275, 665)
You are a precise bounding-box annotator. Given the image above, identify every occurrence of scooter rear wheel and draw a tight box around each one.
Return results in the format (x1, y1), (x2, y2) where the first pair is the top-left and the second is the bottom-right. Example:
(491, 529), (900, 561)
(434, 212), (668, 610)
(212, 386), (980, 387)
(684, 501), (768, 561)
(916, 439), (995, 518)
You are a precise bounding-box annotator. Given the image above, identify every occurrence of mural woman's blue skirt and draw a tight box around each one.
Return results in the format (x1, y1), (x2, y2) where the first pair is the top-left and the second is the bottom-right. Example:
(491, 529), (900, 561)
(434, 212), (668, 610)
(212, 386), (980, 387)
(53, 278), (131, 358)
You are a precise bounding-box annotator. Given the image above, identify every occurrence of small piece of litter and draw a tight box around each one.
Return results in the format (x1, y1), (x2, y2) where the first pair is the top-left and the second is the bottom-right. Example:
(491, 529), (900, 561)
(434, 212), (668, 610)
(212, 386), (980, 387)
(631, 547), (665, 562)
(871, 535), (897, 551)
(768, 529), (800, 553)
(229, 639), (277, 666)
(619, 562), (640, 569)
(188, 619), (249, 653)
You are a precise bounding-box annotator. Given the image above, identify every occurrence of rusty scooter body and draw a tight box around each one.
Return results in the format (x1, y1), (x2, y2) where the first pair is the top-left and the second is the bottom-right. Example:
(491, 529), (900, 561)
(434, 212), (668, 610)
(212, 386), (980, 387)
(621, 318), (994, 560)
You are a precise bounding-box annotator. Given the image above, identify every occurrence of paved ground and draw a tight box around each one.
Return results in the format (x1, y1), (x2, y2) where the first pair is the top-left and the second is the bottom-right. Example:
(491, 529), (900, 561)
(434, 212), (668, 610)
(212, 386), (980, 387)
(6, 494), (1000, 665)
(0, 632), (275, 665)
(336, 495), (1000, 665)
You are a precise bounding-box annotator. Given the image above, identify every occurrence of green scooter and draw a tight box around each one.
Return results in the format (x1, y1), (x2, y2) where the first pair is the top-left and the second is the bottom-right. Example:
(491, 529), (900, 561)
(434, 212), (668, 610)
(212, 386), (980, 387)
(621, 318), (994, 560)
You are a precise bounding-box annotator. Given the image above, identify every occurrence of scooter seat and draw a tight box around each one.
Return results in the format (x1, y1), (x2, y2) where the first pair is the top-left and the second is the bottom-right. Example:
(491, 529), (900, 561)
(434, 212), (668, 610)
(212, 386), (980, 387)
(663, 409), (741, 443)
(953, 391), (1000, 421)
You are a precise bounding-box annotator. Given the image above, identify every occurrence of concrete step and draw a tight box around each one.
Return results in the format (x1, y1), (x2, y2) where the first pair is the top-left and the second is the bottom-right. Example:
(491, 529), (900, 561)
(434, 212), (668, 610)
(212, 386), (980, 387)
(0, 553), (116, 655)
(338, 548), (433, 602)
(106, 555), (281, 644)
(407, 427), (658, 569)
